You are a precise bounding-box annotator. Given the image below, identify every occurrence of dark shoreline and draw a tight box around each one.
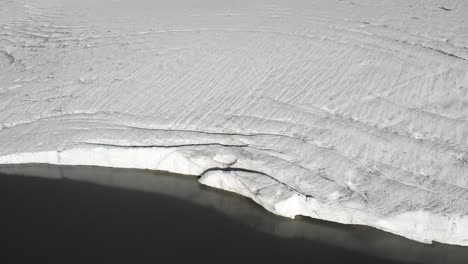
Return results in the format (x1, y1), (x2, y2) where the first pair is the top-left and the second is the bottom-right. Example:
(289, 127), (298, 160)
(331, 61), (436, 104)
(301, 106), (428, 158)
(1, 165), (467, 263)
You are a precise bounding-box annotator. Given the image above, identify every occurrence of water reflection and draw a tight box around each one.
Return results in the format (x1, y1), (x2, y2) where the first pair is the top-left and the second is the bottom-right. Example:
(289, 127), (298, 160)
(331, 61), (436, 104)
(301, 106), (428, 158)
(1, 164), (466, 263)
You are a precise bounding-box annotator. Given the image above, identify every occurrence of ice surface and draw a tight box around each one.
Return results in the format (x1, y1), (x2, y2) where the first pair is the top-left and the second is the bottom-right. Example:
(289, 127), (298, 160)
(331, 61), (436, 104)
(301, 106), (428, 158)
(1, 0), (467, 245)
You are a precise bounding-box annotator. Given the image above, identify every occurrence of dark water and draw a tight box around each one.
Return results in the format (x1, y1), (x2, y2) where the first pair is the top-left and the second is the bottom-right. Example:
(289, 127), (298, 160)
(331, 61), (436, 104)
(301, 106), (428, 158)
(1, 165), (467, 263)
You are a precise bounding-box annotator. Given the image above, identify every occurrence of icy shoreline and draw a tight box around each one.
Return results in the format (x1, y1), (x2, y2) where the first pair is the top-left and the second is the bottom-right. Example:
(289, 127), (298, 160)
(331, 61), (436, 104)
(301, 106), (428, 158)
(3, 164), (468, 263)
(1, 0), (468, 245)
(1, 144), (467, 246)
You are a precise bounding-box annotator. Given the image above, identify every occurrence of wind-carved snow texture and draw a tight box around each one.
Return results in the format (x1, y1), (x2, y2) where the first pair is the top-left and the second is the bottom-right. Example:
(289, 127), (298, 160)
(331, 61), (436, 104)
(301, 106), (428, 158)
(1, 0), (468, 245)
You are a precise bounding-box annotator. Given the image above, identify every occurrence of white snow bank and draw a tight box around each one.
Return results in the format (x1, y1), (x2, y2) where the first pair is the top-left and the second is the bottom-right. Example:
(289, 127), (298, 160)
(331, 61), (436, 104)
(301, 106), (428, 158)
(1, 0), (467, 245)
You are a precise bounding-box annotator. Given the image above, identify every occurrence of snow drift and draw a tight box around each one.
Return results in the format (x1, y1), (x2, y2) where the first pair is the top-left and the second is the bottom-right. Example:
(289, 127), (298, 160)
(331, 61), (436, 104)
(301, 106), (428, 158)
(1, 0), (467, 245)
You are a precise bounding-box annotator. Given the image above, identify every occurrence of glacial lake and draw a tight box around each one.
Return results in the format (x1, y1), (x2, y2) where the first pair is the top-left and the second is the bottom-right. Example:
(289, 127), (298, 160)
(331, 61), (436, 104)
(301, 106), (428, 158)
(1, 165), (467, 263)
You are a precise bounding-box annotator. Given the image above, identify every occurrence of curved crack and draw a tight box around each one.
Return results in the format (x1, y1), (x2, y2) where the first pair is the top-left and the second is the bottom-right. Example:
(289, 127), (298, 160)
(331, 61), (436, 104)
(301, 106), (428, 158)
(77, 141), (249, 149)
(200, 167), (318, 200)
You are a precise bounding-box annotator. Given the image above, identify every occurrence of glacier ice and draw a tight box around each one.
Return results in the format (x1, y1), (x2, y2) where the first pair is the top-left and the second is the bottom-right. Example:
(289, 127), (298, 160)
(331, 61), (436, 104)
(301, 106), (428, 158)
(1, 0), (468, 245)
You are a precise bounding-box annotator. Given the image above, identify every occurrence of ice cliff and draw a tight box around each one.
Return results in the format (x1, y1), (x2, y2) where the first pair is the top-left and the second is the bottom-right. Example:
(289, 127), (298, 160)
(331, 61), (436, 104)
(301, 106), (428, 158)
(1, 0), (467, 245)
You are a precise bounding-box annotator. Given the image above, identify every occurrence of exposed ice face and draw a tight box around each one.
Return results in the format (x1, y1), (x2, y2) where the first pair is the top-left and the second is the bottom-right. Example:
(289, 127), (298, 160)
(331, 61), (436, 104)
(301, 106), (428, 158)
(1, 0), (467, 245)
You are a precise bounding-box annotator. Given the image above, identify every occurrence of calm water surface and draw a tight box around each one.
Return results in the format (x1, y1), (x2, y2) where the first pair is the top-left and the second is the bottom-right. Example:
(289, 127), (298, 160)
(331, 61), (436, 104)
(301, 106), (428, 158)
(1, 165), (467, 263)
